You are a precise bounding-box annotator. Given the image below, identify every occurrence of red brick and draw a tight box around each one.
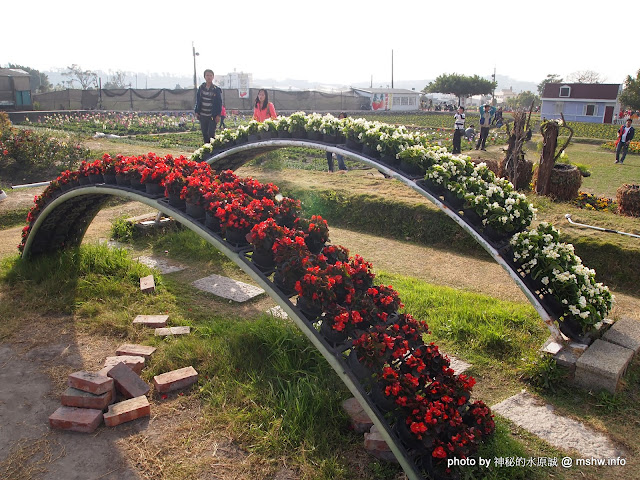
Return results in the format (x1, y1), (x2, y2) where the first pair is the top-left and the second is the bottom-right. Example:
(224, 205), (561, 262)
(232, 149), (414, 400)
(61, 386), (112, 410)
(49, 406), (103, 433)
(140, 275), (155, 293)
(153, 366), (198, 393)
(341, 397), (373, 433)
(67, 371), (113, 395)
(103, 355), (145, 374)
(133, 314), (168, 328)
(103, 396), (150, 427)
(107, 362), (150, 399)
(364, 425), (397, 463)
(116, 343), (156, 359)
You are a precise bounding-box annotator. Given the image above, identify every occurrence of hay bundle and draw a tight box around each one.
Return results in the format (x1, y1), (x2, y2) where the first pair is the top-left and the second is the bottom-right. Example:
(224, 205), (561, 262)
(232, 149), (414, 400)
(616, 184), (640, 217)
(547, 163), (582, 201)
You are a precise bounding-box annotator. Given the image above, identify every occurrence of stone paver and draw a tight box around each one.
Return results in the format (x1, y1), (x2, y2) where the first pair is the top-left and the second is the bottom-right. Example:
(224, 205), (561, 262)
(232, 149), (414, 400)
(153, 366), (198, 393)
(103, 396), (150, 427)
(67, 371), (114, 395)
(133, 314), (168, 328)
(603, 317), (640, 355)
(448, 356), (471, 375)
(61, 387), (113, 410)
(575, 339), (634, 394)
(116, 343), (156, 359)
(155, 326), (191, 337)
(136, 255), (186, 274)
(107, 362), (150, 399)
(103, 355), (146, 375)
(140, 275), (155, 293)
(192, 274), (264, 302)
(492, 391), (623, 458)
(49, 406), (103, 433)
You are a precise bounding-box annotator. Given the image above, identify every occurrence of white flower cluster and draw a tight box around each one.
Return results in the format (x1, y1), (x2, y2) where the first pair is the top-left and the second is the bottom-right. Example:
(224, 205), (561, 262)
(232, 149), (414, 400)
(510, 222), (613, 331)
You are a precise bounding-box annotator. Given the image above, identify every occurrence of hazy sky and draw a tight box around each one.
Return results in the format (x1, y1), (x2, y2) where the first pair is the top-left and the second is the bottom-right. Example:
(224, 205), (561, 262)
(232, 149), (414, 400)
(3, 0), (637, 88)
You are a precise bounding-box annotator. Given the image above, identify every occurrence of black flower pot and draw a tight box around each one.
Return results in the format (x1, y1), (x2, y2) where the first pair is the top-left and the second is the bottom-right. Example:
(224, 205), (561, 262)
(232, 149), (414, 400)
(417, 178), (445, 195)
(273, 270), (297, 297)
(115, 174), (130, 186)
(380, 153), (398, 166)
(462, 208), (483, 227)
(370, 382), (396, 413)
(168, 192), (186, 210)
(323, 134), (338, 144)
(347, 350), (374, 381)
(277, 130), (291, 138)
(297, 296), (323, 321)
(185, 201), (206, 220)
(305, 236), (325, 255)
(78, 176), (91, 185)
(442, 190), (464, 210)
(251, 248), (275, 272)
(145, 182), (164, 196)
(307, 131), (321, 141)
(362, 144), (379, 159)
(205, 211), (222, 233)
(398, 160), (423, 177)
(103, 173), (117, 184)
(394, 418), (424, 450)
(88, 173), (103, 184)
(346, 137), (362, 152)
(248, 133), (259, 143)
(320, 319), (348, 345)
(224, 227), (250, 247)
(559, 316), (585, 341)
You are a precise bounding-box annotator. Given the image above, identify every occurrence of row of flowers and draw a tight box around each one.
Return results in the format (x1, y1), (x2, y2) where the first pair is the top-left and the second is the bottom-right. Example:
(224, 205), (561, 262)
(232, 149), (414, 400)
(508, 222), (613, 334)
(18, 155), (495, 476)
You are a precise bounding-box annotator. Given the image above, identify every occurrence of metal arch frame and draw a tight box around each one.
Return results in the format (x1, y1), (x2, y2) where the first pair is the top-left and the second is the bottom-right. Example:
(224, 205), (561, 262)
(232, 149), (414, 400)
(207, 139), (563, 341)
(20, 184), (426, 479)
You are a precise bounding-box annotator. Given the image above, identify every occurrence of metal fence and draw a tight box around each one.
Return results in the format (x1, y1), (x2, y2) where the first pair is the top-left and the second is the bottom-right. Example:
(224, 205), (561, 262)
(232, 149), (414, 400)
(33, 87), (366, 113)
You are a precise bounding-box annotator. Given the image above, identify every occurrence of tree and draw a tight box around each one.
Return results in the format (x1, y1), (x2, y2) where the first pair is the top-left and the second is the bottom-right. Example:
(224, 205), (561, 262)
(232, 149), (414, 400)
(62, 64), (98, 90)
(506, 91), (541, 110)
(537, 74), (563, 96)
(103, 70), (128, 89)
(567, 70), (606, 84)
(619, 69), (640, 111)
(7, 64), (52, 93)
(423, 73), (496, 106)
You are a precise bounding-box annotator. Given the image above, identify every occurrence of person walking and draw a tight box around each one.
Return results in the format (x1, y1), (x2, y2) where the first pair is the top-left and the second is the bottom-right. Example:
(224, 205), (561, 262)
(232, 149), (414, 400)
(219, 105), (227, 129)
(327, 112), (347, 172)
(194, 69), (223, 144)
(452, 106), (465, 154)
(253, 89), (277, 122)
(615, 118), (635, 164)
(475, 103), (496, 151)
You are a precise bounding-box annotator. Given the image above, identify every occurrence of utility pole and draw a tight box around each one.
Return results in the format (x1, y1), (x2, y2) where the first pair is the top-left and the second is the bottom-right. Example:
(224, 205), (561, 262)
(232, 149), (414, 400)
(391, 49), (394, 89)
(492, 66), (496, 104)
(192, 41), (199, 104)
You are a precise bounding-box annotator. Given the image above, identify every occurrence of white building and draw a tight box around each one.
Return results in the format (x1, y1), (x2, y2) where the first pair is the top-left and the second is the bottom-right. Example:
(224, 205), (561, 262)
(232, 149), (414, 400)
(352, 88), (421, 111)
(215, 71), (252, 98)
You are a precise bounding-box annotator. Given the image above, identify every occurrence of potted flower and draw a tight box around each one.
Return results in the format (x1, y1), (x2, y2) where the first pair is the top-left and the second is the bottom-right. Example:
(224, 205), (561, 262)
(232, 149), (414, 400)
(320, 114), (340, 143)
(99, 153), (117, 184)
(260, 118), (277, 140)
(272, 231), (310, 295)
(245, 120), (261, 142)
(275, 116), (291, 138)
(248, 218), (289, 271)
(305, 112), (324, 141)
(296, 214), (330, 253)
(275, 196), (302, 228)
(288, 111), (308, 139)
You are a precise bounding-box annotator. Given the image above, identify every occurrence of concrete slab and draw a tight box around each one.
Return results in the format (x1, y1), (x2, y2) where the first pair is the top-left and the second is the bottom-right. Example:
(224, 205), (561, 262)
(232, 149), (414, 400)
(135, 255), (186, 274)
(575, 339), (634, 394)
(341, 397), (373, 433)
(448, 356), (471, 375)
(603, 317), (640, 355)
(364, 425), (397, 463)
(192, 274), (264, 302)
(492, 391), (623, 458)
(140, 275), (155, 293)
(541, 337), (563, 355)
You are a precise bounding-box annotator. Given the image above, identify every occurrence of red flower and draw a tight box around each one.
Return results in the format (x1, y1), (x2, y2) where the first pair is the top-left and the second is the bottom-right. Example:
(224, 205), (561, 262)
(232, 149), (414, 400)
(432, 446), (447, 459)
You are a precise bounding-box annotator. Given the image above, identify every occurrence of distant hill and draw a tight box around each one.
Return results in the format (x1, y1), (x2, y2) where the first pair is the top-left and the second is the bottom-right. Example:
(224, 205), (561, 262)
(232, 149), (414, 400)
(44, 70), (538, 94)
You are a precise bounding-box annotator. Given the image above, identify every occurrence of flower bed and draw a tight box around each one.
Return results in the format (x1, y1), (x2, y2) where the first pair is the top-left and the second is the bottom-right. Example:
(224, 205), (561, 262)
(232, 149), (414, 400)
(19, 153), (497, 477)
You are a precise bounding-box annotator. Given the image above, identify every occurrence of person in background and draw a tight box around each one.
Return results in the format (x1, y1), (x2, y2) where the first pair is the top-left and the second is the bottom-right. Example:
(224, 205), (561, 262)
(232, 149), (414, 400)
(194, 69), (222, 144)
(493, 107), (504, 127)
(452, 106), (465, 154)
(253, 89), (277, 122)
(465, 124), (476, 142)
(615, 118), (635, 164)
(475, 103), (496, 151)
(327, 112), (348, 172)
(219, 105), (227, 129)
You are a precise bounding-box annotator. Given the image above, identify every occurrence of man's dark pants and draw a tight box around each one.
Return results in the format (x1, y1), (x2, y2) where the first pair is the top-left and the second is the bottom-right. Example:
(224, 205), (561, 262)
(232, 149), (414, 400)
(200, 116), (216, 144)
